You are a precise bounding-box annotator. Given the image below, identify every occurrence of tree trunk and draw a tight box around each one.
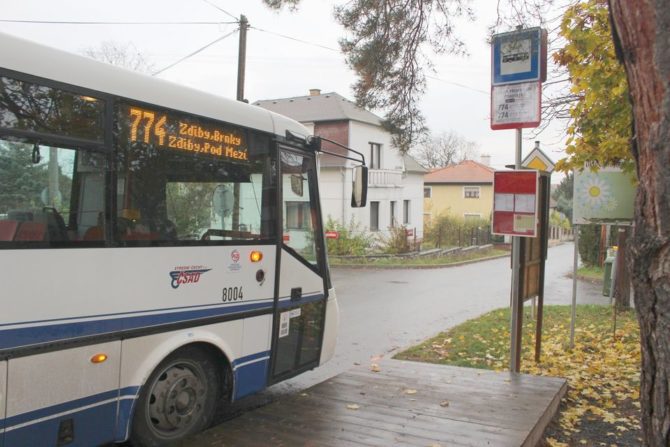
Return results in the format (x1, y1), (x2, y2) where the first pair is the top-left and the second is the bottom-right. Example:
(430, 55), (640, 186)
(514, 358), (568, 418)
(608, 1), (670, 445)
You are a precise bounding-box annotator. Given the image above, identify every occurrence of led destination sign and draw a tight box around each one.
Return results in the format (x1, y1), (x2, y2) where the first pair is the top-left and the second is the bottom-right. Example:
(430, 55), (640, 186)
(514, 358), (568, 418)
(123, 106), (249, 161)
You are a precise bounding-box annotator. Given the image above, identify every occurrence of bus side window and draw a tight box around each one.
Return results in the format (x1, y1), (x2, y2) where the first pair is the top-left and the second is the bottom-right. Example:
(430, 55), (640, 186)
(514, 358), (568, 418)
(0, 220), (20, 241)
(82, 212), (105, 240)
(14, 221), (46, 241)
(0, 140), (107, 246)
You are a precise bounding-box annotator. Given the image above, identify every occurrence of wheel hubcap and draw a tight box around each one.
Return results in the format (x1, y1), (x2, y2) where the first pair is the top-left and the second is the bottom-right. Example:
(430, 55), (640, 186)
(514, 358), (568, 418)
(148, 363), (207, 435)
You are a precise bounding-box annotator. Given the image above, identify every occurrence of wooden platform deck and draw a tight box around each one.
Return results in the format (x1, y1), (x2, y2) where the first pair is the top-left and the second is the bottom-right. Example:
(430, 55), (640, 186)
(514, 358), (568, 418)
(186, 360), (567, 447)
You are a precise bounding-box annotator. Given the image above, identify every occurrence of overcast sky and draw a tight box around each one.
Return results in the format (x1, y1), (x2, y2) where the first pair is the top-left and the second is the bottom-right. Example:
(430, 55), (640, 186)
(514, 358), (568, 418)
(1, 0), (570, 174)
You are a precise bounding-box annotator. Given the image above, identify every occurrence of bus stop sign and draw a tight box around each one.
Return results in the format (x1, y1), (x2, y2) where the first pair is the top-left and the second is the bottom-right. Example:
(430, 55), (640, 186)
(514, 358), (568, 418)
(491, 27), (547, 85)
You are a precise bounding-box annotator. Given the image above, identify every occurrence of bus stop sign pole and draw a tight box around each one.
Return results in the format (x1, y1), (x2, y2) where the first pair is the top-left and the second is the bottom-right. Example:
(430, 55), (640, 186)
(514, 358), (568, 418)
(509, 129), (523, 372)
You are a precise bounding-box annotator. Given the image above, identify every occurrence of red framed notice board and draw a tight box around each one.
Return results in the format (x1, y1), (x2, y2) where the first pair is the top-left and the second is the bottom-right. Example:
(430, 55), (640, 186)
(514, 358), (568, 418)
(492, 170), (539, 237)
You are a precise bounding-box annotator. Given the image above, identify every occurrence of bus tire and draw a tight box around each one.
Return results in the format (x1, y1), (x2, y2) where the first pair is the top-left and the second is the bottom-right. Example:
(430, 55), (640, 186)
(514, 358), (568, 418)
(130, 346), (221, 446)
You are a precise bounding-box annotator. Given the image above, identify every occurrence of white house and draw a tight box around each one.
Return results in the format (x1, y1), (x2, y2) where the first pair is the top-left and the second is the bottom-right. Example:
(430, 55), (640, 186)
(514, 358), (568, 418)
(255, 89), (426, 240)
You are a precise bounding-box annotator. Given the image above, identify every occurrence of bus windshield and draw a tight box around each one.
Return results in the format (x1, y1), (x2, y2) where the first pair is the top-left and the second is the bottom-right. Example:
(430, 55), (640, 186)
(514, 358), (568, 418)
(115, 102), (276, 243)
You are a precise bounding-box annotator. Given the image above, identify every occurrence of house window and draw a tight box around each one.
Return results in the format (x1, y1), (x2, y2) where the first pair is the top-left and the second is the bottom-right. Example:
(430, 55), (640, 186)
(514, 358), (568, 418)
(369, 142), (381, 169)
(424, 187), (432, 198)
(403, 200), (410, 224)
(463, 186), (480, 199)
(286, 201), (310, 229)
(370, 201), (380, 231)
(464, 213), (481, 221)
(390, 201), (396, 227)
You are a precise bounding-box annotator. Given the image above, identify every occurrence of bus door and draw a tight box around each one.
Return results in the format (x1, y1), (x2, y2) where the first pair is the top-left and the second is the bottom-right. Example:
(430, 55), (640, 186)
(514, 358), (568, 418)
(271, 148), (328, 380)
(1, 359), (5, 447)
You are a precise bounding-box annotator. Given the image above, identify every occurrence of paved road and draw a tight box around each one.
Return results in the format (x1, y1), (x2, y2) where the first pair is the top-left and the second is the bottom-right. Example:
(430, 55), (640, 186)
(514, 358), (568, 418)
(188, 242), (609, 439)
(276, 241), (607, 394)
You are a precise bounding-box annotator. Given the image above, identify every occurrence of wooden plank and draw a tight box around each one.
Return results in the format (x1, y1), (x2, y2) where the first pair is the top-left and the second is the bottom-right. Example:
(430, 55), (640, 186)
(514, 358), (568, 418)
(305, 381), (555, 432)
(180, 360), (567, 447)
(277, 395), (529, 446)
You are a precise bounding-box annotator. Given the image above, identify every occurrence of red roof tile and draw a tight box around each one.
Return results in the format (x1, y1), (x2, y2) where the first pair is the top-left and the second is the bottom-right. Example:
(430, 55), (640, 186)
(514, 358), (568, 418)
(424, 160), (495, 184)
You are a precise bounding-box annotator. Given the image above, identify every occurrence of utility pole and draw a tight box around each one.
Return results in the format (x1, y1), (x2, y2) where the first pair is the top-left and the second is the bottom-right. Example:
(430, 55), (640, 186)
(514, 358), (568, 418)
(233, 14), (248, 232)
(236, 15), (248, 102)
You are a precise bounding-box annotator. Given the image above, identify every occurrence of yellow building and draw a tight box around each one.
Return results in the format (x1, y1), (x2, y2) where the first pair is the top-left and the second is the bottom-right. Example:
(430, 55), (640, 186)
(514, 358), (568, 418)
(423, 159), (495, 222)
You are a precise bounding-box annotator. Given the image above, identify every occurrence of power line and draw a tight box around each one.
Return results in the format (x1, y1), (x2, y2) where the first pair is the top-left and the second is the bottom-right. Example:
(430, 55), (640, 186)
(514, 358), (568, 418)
(251, 26), (340, 52)
(152, 29), (238, 76)
(0, 19), (236, 25)
(426, 75), (489, 95)
(201, 0), (239, 22)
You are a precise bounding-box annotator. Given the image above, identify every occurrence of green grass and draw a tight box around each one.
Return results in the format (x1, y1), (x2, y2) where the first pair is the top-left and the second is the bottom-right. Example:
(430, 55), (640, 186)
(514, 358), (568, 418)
(577, 265), (604, 282)
(329, 248), (508, 267)
(394, 305), (635, 370)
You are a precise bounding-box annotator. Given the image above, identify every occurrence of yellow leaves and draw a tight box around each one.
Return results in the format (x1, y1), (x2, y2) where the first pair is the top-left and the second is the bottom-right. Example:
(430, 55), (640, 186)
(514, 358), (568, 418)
(545, 437), (569, 447)
(346, 404), (360, 410)
(395, 306), (642, 444)
(370, 363), (381, 372)
(553, 0), (634, 173)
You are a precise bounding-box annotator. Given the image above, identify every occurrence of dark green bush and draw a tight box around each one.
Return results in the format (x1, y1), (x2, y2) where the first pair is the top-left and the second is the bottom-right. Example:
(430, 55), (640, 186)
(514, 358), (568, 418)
(578, 224), (601, 267)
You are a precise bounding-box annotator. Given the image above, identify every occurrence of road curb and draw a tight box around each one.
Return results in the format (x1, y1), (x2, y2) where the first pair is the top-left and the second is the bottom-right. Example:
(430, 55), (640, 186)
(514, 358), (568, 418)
(330, 252), (511, 270)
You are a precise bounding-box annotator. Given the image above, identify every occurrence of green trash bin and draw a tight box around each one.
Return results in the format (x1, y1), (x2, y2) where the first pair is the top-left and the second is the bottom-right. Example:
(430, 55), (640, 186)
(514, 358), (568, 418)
(602, 248), (617, 296)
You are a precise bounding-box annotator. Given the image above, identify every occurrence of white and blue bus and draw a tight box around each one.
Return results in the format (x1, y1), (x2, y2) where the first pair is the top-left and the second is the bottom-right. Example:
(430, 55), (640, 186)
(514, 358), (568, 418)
(0, 32), (367, 446)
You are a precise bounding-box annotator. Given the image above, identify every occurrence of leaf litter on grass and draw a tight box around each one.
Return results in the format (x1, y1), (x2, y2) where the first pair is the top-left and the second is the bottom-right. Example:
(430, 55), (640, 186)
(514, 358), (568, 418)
(394, 305), (642, 446)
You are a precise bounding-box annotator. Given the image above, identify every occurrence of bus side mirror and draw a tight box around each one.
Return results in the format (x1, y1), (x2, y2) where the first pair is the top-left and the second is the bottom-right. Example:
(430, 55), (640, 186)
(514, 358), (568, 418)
(351, 165), (368, 208)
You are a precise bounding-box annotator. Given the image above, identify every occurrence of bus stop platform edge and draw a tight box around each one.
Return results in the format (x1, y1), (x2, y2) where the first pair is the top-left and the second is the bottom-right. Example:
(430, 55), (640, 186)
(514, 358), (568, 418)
(181, 359), (567, 447)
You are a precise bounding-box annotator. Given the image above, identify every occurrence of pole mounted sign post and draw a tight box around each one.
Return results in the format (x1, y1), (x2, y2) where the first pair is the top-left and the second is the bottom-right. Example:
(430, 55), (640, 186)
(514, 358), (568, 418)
(490, 26), (547, 373)
(492, 27), (547, 86)
(491, 27), (547, 131)
(492, 171), (539, 237)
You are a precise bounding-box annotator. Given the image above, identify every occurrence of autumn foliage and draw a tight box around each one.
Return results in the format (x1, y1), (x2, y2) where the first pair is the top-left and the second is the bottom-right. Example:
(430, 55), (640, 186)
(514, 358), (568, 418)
(396, 306), (641, 446)
(553, 0), (633, 173)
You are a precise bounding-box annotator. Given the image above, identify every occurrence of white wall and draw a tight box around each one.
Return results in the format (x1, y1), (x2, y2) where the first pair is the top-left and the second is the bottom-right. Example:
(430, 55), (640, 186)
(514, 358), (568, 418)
(349, 121), (404, 171)
(401, 170), (425, 239)
(317, 121), (425, 242)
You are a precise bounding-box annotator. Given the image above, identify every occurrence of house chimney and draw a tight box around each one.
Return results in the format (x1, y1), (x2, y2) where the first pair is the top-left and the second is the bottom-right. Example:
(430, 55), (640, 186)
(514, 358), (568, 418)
(480, 154), (491, 166)
(309, 88), (321, 96)
(535, 140), (540, 149)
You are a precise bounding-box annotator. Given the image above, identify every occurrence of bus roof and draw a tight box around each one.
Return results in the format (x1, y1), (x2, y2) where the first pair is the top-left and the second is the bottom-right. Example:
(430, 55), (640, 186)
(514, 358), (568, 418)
(0, 31), (308, 139)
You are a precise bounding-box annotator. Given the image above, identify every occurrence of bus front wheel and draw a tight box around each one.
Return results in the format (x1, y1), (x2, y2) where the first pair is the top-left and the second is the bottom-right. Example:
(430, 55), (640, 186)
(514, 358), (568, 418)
(131, 347), (221, 446)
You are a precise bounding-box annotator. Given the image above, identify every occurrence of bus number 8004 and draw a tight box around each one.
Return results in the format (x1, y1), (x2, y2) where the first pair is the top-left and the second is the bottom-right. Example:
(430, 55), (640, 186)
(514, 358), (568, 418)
(222, 286), (243, 302)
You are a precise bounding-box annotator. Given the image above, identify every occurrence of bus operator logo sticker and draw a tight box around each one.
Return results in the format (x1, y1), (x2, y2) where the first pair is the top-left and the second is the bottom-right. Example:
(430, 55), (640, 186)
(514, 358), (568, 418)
(228, 249), (242, 272)
(231, 249), (240, 263)
(170, 266), (211, 289)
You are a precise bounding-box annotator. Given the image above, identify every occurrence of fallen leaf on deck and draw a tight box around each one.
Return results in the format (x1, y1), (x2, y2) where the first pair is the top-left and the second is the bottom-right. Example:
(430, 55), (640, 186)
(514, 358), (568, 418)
(405, 389), (417, 395)
(370, 364), (381, 372)
(440, 400), (450, 407)
(346, 404), (360, 410)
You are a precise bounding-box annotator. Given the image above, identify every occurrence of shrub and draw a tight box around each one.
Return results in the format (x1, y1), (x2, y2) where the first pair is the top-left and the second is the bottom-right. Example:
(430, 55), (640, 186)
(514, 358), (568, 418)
(424, 214), (492, 248)
(324, 216), (373, 256)
(550, 210), (571, 230)
(379, 225), (411, 254)
(578, 224), (601, 267)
